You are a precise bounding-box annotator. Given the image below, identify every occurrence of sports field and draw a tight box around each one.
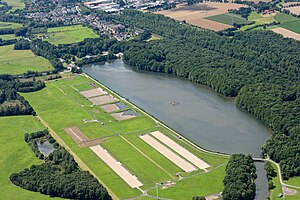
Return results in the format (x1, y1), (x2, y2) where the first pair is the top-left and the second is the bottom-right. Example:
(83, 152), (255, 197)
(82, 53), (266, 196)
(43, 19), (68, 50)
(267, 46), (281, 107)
(0, 116), (63, 200)
(0, 21), (23, 29)
(21, 74), (229, 199)
(206, 13), (253, 26)
(45, 25), (99, 45)
(0, 45), (54, 75)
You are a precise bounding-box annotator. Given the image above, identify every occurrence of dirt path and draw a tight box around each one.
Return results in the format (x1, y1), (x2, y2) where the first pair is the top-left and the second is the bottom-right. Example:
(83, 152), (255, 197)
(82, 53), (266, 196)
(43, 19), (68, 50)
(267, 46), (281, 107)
(35, 115), (119, 200)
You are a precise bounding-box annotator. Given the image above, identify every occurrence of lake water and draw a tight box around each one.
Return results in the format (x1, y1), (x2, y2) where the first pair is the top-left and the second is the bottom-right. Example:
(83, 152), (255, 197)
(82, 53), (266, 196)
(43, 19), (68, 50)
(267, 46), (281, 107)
(83, 59), (271, 198)
(37, 141), (55, 156)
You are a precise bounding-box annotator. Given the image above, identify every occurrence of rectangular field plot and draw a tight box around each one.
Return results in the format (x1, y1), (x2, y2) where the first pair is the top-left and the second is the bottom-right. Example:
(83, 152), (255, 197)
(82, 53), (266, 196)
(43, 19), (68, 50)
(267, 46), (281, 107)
(150, 131), (210, 170)
(139, 134), (197, 172)
(111, 110), (139, 121)
(90, 145), (143, 188)
(101, 102), (128, 113)
(64, 127), (103, 147)
(80, 88), (108, 98)
(89, 95), (118, 105)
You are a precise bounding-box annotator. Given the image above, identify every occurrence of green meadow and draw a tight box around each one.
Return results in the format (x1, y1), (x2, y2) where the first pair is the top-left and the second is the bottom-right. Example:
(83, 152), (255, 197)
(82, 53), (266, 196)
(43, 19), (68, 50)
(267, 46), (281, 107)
(206, 13), (253, 26)
(0, 21), (22, 29)
(45, 25), (99, 45)
(0, 34), (19, 40)
(1, 0), (25, 11)
(0, 116), (62, 200)
(0, 45), (54, 75)
(21, 74), (228, 199)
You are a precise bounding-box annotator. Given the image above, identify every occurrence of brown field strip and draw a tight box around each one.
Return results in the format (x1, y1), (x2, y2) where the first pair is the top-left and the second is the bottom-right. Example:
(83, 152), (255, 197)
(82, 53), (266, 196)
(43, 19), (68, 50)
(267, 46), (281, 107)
(101, 103), (120, 113)
(156, 2), (245, 31)
(89, 94), (118, 105)
(111, 110), (139, 121)
(285, 6), (300, 15)
(80, 88), (108, 98)
(150, 131), (210, 170)
(272, 27), (300, 41)
(90, 145), (143, 188)
(139, 134), (197, 172)
(64, 127), (103, 147)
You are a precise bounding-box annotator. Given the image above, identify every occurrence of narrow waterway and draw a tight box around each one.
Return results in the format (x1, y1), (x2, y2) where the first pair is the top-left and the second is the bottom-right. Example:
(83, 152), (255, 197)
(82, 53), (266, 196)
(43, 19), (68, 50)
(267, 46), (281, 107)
(83, 59), (271, 199)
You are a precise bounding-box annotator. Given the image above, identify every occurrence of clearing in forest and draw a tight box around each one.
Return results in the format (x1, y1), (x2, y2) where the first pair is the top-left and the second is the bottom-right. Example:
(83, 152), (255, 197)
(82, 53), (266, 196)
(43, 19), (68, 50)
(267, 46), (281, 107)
(206, 13), (253, 26)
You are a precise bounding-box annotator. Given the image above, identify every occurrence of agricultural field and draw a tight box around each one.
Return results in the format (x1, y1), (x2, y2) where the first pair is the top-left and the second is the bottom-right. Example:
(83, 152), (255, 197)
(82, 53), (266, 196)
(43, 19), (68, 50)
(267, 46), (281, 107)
(240, 12), (276, 31)
(279, 20), (300, 34)
(1, 0), (25, 11)
(272, 27), (300, 41)
(284, 6), (300, 15)
(274, 13), (299, 23)
(44, 25), (99, 45)
(206, 13), (253, 26)
(21, 74), (229, 199)
(0, 34), (18, 40)
(269, 163), (283, 200)
(0, 116), (62, 200)
(270, 13), (300, 38)
(156, 2), (246, 31)
(0, 21), (22, 29)
(0, 45), (54, 75)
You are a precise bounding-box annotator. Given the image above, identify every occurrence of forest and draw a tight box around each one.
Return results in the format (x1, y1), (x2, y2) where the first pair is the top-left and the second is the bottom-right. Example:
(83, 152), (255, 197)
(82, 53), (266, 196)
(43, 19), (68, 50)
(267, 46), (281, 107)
(106, 10), (300, 179)
(0, 74), (46, 116)
(222, 154), (256, 200)
(10, 129), (112, 200)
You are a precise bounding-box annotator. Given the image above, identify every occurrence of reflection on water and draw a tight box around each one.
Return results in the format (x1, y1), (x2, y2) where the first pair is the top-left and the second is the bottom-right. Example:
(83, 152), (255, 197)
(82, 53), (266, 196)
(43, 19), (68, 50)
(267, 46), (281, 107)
(37, 141), (55, 156)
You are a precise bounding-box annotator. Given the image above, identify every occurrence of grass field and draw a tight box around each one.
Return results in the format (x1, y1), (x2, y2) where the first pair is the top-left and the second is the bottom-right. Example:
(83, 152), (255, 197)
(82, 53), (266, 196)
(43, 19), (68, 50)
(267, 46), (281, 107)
(269, 162), (283, 200)
(279, 21), (300, 34)
(1, 0), (25, 11)
(206, 13), (253, 26)
(0, 116), (62, 200)
(240, 12), (276, 31)
(0, 21), (22, 29)
(21, 74), (229, 199)
(0, 45), (54, 75)
(45, 25), (98, 45)
(274, 13), (299, 23)
(146, 34), (161, 42)
(0, 34), (18, 40)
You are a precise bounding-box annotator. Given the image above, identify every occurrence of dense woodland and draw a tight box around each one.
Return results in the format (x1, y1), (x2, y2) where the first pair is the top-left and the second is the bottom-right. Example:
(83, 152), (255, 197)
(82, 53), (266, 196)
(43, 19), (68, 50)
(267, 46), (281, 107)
(105, 10), (300, 179)
(10, 130), (112, 200)
(223, 154), (256, 200)
(0, 75), (46, 116)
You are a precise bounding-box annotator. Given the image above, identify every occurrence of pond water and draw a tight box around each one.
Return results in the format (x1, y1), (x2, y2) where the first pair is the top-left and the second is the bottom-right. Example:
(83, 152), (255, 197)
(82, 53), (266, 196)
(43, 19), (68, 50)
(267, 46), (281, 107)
(37, 140), (55, 156)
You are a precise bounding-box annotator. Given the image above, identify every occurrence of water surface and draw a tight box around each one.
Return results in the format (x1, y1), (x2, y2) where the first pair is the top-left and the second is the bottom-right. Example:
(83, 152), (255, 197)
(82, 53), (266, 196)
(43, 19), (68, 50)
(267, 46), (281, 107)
(37, 141), (55, 156)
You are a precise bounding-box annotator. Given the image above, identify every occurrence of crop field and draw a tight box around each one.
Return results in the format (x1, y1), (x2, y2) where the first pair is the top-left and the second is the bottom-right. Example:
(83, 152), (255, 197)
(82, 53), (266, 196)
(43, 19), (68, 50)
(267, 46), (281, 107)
(156, 2), (246, 31)
(45, 25), (99, 45)
(272, 27), (300, 41)
(274, 13), (299, 23)
(272, 13), (300, 36)
(0, 34), (19, 40)
(0, 21), (22, 29)
(21, 74), (229, 199)
(206, 13), (253, 26)
(0, 45), (54, 75)
(285, 6), (300, 15)
(0, 116), (63, 200)
(279, 21), (300, 34)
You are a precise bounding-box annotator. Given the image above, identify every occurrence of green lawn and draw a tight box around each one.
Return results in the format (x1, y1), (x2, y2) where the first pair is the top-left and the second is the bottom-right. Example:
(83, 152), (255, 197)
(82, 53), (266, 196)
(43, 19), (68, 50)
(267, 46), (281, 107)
(0, 21), (22, 29)
(2, 0), (25, 11)
(45, 25), (98, 45)
(0, 34), (18, 40)
(0, 45), (54, 75)
(269, 162), (283, 200)
(146, 34), (161, 42)
(0, 116), (62, 200)
(21, 74), (228, 199)
(206, 13), (253, 26)
(284, 177), (300, 188)
(285, 189), (300, 200)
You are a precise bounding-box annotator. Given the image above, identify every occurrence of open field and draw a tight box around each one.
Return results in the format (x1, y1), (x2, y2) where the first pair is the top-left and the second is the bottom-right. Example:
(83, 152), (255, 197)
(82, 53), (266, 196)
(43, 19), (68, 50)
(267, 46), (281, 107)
(279, 20), (300, 34)
(156, 2), (246, 31)
(0, 21), (22, 29)
(0, 45), (54, 75)
(1, 0), (24, 11)
(45, 25), (98, 45)
(274, 13), (299, 23)
(272, 27), (300, 40)
(285, 6), (300, 15)
(0, 116), (63, 200)
(21, 74), (229, 199)
(0, 34), (19, 40)
(206, 13), (252, 26)
(240, 12), (276, 31)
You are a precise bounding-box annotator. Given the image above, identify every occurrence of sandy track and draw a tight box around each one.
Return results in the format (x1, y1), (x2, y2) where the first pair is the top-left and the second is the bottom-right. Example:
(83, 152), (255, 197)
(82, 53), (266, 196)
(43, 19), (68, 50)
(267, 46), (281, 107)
(140, 134), (197, 172)
(150, 131), (210, 170)
(80, 88), (108, 98)
(90, 145), (143, 188)
(156, 2), (245, 31)
(64, 127), (103, 147)
(89, 95), (118, 105)
(101, 103), (120, 113)
(111, 110), (138, 121)
(272, 27), (300, 41)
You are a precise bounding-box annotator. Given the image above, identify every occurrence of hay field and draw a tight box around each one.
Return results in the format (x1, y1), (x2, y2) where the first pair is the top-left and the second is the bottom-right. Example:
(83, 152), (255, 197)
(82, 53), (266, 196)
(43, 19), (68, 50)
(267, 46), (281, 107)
(272, 27), (300, 41)
(0, 116), (63, 200)
(285, 6), (300, 15)
(0, 21), (22, 29)
(21, 74), (228, 199)
(0, 45), (54, 75)
(45, 25), (99, 45)
(156, 2), (246, 31)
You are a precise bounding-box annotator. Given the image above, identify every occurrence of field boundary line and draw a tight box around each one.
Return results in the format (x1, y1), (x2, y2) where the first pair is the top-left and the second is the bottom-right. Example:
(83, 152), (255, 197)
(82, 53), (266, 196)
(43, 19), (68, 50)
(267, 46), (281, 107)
(119, 134), (175, 179)
(35, 115), (119, 200)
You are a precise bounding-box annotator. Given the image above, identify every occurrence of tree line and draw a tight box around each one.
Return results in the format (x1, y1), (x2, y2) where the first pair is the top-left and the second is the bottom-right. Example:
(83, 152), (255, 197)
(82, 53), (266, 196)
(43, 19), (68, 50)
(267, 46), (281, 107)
(223, 154), (256, 200)
(10, 129), (112, 200)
